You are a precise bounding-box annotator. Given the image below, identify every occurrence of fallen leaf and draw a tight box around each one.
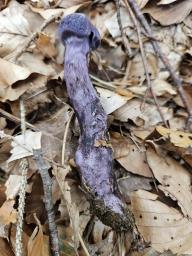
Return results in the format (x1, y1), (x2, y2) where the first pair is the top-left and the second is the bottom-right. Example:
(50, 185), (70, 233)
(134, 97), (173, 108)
(30, 2), (89, 20)
(8, 130), (42, 163)
(35, 33), (57, 59)
(157, 0), (179, 4)
(0, 238), (14, 256)
(27, 214), (50, 256)
(136, 0), (150, 8)
(55, 0), (90, 9)
(0, 200), (17, 225)
(155, 126), (192, 148)
(128, 53), (158, 85)
(113, 99), (173, 127)
(111, 132), (152, 177)
(90, 2), (116, 38)
(35, 105), (71, 161)
(118, 175), (152, 200)
(151, 79), (176, 96)
(5, 175), (23, 200)
(0, 0), (31, 57)
(146, 148), (192, 219)
(144, 0), (192, 26)
(131, 190), (192, 254)
(97, 87), (128, 114)
(105, 7), (133, 38)
(92, 220), (107, 244)
(0, 58), (32, 102)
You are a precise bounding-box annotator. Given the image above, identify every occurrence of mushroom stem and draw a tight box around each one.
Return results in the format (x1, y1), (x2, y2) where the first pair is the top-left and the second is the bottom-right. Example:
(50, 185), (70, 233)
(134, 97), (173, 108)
(60, 14), (138, 233)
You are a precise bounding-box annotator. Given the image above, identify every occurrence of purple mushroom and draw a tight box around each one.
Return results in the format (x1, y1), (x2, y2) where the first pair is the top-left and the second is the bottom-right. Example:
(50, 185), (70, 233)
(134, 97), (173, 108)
(59, 13), (138, 233)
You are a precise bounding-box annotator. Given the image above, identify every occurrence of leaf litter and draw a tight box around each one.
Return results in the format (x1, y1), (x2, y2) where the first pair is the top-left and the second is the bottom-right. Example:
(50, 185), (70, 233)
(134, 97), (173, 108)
(0, 0), (192, 255)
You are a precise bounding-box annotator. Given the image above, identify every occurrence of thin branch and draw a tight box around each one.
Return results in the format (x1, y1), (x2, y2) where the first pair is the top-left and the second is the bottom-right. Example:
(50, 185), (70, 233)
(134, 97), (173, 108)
(127, 0), (192, 129)
(115, 0), (132, 57)
(15, 96), (28, 256)
(125, 1), (168, 128)
(33, 149), (60, 256)
(15, 158), (28, 256)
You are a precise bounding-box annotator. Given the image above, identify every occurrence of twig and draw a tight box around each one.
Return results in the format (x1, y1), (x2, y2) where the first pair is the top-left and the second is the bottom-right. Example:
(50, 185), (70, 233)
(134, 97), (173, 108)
(126, 0), (192, 129)
(15, 159), (28, 256)
(15, 97), (28, 256)
(12, 11), (63, 62)
(115, 0), (132, 57)
(78, 233), (90, 256)
(33, 149), (60, 256)
(125, 1), (168, 128)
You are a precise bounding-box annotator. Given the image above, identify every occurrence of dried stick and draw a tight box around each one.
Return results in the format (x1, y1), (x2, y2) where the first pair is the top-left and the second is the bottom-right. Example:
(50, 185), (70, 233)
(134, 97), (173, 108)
(126, 0), (192, 128)
(125, 1), (168, 128)
(15, 97), (28, 256)
(33, 149), (60, 256)
(15, 159), (28, 256)
(115, 0), (132, 57)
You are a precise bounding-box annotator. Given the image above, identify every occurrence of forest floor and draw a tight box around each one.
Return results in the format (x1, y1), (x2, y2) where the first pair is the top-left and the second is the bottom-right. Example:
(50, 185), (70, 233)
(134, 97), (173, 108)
(0, 0), (192, 255)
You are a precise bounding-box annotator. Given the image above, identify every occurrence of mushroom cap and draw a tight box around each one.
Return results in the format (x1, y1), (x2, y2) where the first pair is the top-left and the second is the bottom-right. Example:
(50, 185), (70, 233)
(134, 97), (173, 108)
(59, 13), (101, 50)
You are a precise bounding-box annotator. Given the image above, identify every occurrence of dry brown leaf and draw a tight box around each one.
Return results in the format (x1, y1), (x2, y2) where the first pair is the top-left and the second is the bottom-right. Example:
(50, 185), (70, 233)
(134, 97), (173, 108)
(131, 190), (192, 254)
(128, 53), (158, 85)
(155, 126), (192, 148)
(57, 0), (90, 9)
(113, 99), (173, 128)
(0, 0), (31, 57)
(0, 58), (32, 102)
(151, 79), (176, 96)
(97, 87), (128, 114)
(111, 132), (152, 177)
(136, 0), (150, 8)
(30, 2), (89, 20)
(8, 130), (42, 163)
(5, 175), (23, 200)
(0, 238), (14, 256)
(118, 175), (152, 201)
(105, 7), (133, 38)
(35, 33), (57, 59)
(27, 214), (49, 256)
(17, 52), (56, 76)
(144, 0), (192, 26)
(169, 117), (186, 130)
(0, 200), (17, 225)
(0, 117), (6, 130)
(5, 175), (32, 200)
(35, 105), (71, 161)
(25, 175), (46, 224)
(92, 220), (107, 244)
(90, 2), (116, 38)
(157, 0), (178, 4)
(146, 148), (192, 219)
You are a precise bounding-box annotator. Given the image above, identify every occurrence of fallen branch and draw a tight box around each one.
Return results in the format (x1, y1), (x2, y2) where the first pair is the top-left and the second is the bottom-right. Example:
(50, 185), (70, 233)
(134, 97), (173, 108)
(115, 0), (132, 57)
(15, 97), (28, 256)
(33, 149), (60, 256)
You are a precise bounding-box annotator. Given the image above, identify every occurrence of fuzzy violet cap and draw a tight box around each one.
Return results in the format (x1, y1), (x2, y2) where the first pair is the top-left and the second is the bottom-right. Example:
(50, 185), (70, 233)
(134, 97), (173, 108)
(59, 13), (101, 50)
